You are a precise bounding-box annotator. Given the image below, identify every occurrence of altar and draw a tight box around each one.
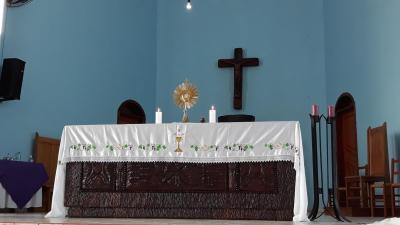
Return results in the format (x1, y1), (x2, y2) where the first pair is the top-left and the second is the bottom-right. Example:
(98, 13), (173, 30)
(46, 121), (308, 221)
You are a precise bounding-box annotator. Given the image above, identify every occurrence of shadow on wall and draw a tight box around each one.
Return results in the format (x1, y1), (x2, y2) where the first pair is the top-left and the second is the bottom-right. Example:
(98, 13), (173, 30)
(393, 133), (400, 160)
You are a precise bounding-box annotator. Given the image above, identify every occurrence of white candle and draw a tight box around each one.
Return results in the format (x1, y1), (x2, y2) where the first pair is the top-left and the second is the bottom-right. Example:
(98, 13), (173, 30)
(209, 105), (216, 123)
(155, 107), (162, 124)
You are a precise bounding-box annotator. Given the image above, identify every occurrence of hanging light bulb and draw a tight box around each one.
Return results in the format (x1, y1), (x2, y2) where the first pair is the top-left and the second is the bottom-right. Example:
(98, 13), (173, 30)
(186, 0), (192, 10)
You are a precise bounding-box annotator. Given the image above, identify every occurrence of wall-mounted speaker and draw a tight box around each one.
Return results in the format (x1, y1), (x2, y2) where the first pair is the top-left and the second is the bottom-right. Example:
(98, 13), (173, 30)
(0, 58), (26, 102)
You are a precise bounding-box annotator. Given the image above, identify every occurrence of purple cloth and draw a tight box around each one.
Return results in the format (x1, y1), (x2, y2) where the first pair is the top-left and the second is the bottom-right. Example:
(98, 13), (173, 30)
(0, 160), (48, 208)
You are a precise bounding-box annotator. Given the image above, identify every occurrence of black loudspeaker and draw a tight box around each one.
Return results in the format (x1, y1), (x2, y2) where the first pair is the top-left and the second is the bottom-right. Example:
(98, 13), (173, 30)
(0, 58), (26, 101)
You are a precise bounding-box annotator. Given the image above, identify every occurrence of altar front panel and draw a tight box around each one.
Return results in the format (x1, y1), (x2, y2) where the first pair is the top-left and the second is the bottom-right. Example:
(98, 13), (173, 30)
(64, 161), (295, 220)
(122, 162), (230, 192)
(77, 162), (278, 193)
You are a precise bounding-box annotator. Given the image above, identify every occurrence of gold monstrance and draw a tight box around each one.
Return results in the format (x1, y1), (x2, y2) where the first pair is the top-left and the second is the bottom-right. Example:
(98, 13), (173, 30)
(173, 79), (199, 122)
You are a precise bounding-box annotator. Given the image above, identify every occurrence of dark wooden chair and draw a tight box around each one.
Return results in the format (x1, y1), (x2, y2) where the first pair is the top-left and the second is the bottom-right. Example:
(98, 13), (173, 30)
(336, 164), (367, 207)
(390, 158), (400, 216)
(345, 122), (390, 217)
(371, 158), (400, 217)
(218, 114), (255, 122)
(33, 132), (60, 212)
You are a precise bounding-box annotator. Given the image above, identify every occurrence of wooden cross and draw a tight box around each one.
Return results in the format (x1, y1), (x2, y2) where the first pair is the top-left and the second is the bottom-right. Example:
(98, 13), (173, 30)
(218, 48), (259, 109)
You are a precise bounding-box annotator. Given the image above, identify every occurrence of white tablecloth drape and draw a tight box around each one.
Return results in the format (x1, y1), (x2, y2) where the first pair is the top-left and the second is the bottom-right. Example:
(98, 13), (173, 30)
(0, 184), (42, 208)
(46, 121), (308, 221)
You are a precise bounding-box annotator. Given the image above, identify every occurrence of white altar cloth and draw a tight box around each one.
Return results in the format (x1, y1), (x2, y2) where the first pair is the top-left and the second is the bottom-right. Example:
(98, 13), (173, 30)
(46, 121), (308, 221)
(0, 184), (42, 208)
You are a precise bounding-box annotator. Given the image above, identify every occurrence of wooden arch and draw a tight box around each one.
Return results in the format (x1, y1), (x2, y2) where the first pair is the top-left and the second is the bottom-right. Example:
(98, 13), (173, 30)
(335, 93), (359, 199)
(117, 100), (146, 124)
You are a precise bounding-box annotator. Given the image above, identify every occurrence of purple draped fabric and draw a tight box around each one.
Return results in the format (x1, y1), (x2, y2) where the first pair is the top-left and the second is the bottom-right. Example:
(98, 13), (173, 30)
(0, 160), (48, 208)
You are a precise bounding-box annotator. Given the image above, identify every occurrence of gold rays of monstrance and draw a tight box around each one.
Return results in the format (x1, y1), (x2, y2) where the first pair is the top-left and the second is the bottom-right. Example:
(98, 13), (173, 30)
(173, 79), (199, 122)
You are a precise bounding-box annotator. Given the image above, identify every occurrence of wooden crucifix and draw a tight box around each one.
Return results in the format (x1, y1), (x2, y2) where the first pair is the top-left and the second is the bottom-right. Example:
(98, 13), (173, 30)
(218, 48), (259, 109)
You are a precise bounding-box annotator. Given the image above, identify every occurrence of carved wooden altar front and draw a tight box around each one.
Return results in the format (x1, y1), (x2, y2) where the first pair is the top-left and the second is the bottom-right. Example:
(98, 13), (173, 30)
(65, 161), (295, 220)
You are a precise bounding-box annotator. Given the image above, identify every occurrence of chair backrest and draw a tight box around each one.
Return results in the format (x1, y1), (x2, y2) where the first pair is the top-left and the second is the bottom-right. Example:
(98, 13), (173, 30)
(33, 132), (60, 188)
(218, 114), (255, 123)
(367, 122), (390, 182)
(391, 158), (400, 184)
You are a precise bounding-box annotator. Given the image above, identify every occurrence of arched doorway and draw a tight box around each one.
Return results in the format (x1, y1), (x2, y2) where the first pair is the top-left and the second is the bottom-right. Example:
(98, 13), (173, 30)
(117, 100), (146, 124)
(335, 93), (359, 206)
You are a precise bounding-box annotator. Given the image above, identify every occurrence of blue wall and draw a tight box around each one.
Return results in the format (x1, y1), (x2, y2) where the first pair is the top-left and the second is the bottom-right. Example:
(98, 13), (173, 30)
(0, 0), (157, 160)
(6, 0), (398, 208)
(156, 0), (327, 200)
(324, 0), (400, 164)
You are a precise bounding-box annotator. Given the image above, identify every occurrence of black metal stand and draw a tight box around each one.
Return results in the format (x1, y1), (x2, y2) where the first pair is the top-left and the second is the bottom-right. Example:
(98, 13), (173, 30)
(308, 115), (320, 220)
(308, 114), (349, 222)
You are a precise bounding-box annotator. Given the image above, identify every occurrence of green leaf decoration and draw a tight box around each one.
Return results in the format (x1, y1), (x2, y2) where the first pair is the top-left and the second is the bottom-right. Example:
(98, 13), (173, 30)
(264, 143), (297, 151)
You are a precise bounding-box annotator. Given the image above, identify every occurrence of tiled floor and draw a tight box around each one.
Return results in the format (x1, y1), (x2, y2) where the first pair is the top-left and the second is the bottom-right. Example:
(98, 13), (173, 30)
(0, 213), (384, 225)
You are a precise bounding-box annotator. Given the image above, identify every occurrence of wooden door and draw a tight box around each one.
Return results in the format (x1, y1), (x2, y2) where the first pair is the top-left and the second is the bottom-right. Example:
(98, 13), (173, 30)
(336, 93), (359, 188)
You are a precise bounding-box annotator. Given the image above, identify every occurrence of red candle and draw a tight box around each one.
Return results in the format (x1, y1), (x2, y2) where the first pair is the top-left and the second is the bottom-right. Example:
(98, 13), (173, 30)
(311, 104), (319, 116)
(328, 105), (335, 118)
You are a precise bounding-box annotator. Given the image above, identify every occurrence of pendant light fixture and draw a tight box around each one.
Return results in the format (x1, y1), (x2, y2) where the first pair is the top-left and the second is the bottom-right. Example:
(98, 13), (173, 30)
(186, 0), (192, 10)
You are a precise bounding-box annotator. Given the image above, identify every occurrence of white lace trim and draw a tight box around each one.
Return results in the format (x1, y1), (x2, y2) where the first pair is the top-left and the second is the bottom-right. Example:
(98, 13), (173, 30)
(60, 155), (296, 164)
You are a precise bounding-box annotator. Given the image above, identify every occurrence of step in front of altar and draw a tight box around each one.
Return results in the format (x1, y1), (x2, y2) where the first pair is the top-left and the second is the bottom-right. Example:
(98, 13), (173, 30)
(64, 161), (295, 220)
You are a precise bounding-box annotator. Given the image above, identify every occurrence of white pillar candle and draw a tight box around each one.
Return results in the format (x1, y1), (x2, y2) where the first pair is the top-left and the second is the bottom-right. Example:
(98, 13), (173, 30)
(209, 105), (216, 123)
(155, 107), (162, 124)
